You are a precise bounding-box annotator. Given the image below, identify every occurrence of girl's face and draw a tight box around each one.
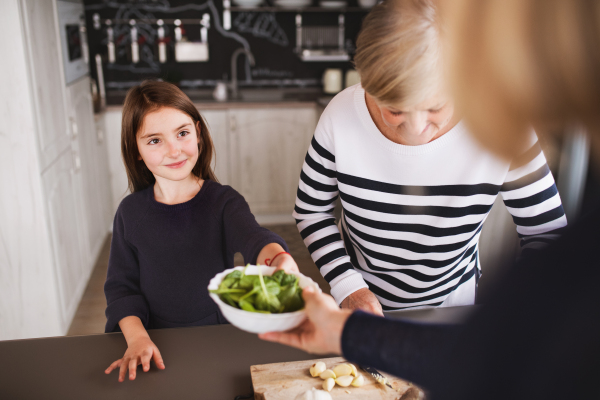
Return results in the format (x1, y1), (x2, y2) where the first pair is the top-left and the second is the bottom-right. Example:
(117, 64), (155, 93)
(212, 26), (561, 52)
(375, 93), (455, 145)
(137, 107), (200, 183)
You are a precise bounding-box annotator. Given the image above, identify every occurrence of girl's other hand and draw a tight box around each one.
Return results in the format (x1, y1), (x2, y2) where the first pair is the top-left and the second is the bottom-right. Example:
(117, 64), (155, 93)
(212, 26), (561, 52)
(270, 252), (300, 274)
(104, 336), (165, 382)
(258, 243), (300, 274)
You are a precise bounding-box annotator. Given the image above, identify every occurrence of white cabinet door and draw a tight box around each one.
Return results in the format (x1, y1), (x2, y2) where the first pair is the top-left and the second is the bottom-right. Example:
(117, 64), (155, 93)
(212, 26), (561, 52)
(201, 110), (230, 185)
(21, 0), (70, 170)
(66, 77), (112, 265)
(103, 109), (128, 219)
(229, 107), (317, 216)
(41, 151), (86, 327)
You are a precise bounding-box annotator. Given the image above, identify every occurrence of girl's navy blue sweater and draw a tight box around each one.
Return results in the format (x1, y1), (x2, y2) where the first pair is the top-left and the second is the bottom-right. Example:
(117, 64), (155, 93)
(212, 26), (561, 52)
(104, 179), (288, 332)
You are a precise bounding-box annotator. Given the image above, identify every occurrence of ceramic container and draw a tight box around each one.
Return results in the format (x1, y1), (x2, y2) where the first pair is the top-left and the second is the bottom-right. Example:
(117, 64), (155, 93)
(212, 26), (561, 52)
(208, 265), (320, 334)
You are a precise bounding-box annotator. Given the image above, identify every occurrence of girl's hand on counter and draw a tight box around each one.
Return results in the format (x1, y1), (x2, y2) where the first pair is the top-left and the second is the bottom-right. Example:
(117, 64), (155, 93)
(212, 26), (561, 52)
(259, 286), (351, 355)
(105, 316), (165, 381)
(105, 335), (165, 381)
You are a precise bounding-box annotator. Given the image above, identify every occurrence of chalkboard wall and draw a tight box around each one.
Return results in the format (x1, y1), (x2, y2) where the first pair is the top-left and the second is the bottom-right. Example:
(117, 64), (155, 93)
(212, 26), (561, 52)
(83, 0), (369, 91)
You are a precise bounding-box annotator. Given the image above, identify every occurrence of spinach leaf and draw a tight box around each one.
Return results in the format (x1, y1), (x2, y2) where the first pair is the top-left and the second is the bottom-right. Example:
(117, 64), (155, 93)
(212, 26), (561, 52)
(280, 273), (298, 287)
(272, 270), (286, 285)
(214, 266), (305, 313)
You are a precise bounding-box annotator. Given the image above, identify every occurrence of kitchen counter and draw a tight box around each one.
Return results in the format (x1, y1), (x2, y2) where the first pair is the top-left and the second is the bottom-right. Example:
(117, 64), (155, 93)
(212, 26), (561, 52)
(0, 306), (476, 400)
(105, 87), (333, 110)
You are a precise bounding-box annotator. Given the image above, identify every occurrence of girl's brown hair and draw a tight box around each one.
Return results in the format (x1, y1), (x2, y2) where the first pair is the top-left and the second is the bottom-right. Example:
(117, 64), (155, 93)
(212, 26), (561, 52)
(121, 80), (218, 193)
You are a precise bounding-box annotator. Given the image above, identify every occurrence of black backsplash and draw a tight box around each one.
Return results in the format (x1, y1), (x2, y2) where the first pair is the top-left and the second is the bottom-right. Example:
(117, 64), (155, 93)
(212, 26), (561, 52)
(84, 0), (368, 91)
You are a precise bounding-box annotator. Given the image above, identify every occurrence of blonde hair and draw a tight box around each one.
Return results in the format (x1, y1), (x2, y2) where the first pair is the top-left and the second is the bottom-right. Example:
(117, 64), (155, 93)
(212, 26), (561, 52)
(354, 0), (443, 107)
(444, 0), (600, 159)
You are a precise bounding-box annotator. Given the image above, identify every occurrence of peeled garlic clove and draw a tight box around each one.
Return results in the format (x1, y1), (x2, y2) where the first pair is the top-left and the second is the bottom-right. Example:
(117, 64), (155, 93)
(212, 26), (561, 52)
(333, 363), (353, 377)
(322, 377), (335, 392)
(335, 375), (354, 387)
(310, 361), (327, 377)
(348, 363), (358, 377)
(351, 374), (365, 387)
(319, 369), (336, 380)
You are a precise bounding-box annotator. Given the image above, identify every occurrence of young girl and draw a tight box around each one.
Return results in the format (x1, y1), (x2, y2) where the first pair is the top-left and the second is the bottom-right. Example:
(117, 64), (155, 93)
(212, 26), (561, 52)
(103, 80), (299, 382)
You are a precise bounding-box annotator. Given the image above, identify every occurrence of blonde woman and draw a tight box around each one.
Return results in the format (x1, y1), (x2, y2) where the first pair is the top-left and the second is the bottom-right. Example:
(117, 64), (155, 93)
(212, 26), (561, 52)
(262, 0), (600, 398)
(294, 0), (567, 314)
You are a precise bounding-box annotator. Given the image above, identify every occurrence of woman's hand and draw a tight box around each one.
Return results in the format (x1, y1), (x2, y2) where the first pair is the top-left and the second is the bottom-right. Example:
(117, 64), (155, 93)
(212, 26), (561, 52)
(259, 286), (351, 354)
(105, 336), (165, 382)
(340, 288), (384, 316)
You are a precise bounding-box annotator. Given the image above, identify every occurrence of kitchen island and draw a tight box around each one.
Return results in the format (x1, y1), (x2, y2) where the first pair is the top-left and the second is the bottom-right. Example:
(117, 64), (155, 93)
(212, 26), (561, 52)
(0, 306), (475, 400)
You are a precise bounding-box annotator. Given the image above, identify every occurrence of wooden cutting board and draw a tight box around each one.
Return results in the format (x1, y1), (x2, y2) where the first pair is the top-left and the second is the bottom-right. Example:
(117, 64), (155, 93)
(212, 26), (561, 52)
(251, 357), (415, 400)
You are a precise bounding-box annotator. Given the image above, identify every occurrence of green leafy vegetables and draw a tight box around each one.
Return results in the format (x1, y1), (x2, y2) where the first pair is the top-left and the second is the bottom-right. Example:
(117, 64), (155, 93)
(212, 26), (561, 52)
(210, 266), (305, 314)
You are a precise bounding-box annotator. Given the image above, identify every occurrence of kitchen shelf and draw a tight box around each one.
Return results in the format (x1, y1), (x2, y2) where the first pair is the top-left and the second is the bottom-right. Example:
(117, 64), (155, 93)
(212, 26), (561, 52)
(230, 6), (369, 12)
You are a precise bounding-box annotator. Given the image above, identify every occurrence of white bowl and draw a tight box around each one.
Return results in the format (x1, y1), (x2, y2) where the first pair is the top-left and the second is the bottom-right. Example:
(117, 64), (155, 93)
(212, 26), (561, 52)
(208, 265), (320, 334)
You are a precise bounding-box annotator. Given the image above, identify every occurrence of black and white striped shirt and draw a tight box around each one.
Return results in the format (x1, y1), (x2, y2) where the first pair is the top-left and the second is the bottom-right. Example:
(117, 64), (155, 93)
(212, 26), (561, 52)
(293, 85), (567, 310)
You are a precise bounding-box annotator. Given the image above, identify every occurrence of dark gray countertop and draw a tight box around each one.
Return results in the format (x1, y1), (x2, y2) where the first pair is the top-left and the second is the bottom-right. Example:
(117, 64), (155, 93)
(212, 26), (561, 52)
(0, 306), (476, 400)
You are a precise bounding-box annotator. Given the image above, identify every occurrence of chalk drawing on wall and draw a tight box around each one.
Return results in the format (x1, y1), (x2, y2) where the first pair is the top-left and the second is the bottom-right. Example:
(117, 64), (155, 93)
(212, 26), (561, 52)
(233, 12), (289, 47)
(86, 0), (253, 80)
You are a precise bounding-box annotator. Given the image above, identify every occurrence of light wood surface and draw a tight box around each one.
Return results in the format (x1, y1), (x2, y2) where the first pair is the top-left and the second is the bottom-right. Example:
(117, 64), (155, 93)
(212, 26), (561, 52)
(251, 356), (413, 400)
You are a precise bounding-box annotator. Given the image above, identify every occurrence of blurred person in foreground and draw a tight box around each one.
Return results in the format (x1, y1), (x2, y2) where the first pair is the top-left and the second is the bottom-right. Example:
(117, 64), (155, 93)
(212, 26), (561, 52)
(293, 0), (566, 316)
(261, 0), (600, 398)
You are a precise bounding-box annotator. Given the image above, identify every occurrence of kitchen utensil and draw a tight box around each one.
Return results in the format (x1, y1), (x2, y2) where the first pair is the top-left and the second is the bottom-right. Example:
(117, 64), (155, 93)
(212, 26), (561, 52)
(358, 0), (378, 8)
(174, 16), (210, 62)
(322, 68), (342, 94)
(295, 14), (349, 62)
(319, 0), (346, 8)
(213, 81), (228, 102)
(130, 19), (139, 64)
(234, 0), (264, 8)
(208, 265), (320, 334)
(275, 0), (311, 8)
(359, 365), (393, 389)
(157, 19), (167, 63)
(345, 69), (360, 88)
(251, 356), (415, 399)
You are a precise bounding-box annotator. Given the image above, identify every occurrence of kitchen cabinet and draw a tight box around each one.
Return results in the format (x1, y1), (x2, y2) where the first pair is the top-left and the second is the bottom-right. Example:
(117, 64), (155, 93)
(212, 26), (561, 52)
(41, 150), (87, 326)
(229, 107), (317, 222)
(66, 78), (113, 264)
(202, 110), (231, 185)
(0, 0), (112, 340)
(20, 0), (70, 171)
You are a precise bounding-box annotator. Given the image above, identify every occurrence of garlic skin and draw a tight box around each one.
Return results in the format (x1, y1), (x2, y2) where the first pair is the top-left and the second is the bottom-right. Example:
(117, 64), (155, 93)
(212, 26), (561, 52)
(294, 387), (333, 400)
(333, 363), (353, 377)
(319, 369), (336, 380)
(351, 374), (365, 387)
(348, 363), (358, 377)
(322, 377), (335, 392)
(309, 361), (326, 377)
(335, 375), (354, 387)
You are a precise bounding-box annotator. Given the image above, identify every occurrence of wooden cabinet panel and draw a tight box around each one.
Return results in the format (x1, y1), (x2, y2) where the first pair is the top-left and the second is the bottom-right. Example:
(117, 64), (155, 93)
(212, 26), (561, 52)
(21, 0), (70, 170)
(200, 110), (230, 185)
(66, 78), (112, 265)
(41, 151), (86, 326)
(229, 107), (317, 216)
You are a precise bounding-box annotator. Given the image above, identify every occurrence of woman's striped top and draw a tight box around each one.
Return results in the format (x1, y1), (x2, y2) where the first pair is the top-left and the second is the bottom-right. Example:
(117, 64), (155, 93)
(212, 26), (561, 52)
(293, 84), (567, 310)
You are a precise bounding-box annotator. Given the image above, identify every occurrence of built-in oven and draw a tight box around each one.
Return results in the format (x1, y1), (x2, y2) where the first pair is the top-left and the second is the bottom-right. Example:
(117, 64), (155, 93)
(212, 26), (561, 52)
(57, 0), (89, 85)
